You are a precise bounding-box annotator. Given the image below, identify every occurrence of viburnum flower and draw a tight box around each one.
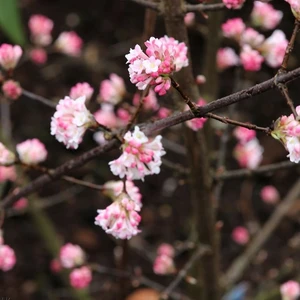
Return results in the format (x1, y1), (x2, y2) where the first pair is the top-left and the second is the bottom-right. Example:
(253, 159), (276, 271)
(55, 31), (83, 56)
(59, 243), (85, 268)
(240, 45), (264, 72)
(2, 80), (22, 100)
(221, 18), (246, 41)
(29, 48), (47, 65)
(0, 143), (15, 165)
(70, 82), (94, 102)
(0, 44), (22, 70)
(99, 73), (126, 105)
(95, 192), (142, 239)
(153, 255), (175, 275)
(16, 138), (47, 165)
(132, 89), (159, 111)
(186, 98), (207, 131)
(116, 108), (131, 125)
(157, 107), (171, 119)
(195, 75), (206, 85)
(103, 180), (142, 209)
(28, 14), (53, 46)
(234, 138), (263, 169)
(251, 1), (283, 30)
(0, 166), (17, 182)
(217, 48), (239, 71)
(233, 127), (256, 144)
(280, 280), (300, 300)
(222, 0), (245, 9)
(240, 28), (265, 48)
(0, 244), (16, 271)
(126, 36), (188, 95)
(94, 104), (118, 129)
(184, 12), (195, 27)
(157, 243), (175, 258)
(51, 96), (96, 149)
(109, 126), (165, 181)
(70, 266), (92, 289)
(231, 226), (249, 245)
(260, 30), (288, 68)
(260, 185), (280, 204)
(285, 0), (300, 21)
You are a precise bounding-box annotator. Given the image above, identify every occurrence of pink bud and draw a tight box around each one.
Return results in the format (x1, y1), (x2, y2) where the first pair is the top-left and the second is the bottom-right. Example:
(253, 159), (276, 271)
(70, 266), (92, 289)
(0, 166), (17, 182)
(50, 259), (62, 273)
(70, 82), (94, 102)
(30, 48), (47, 65)
(28, 14), (53, 46)
(157, 107), (171, 119)
(157, 243), (175, 258)
(16, 139), (47, 165)
(240, 45), (264, 72)
(55, 31), (83, 56)
(0, 244), (16, 271)
(280, 280), (300, 300)
(60, 243), (85, 268)
(232, 226), (249, 245)
(153, 255), (175, 275)
(184, 12), (195, 27)
(0, 142), (15, 165)
(0, 44), (22, 70)
(222, 0), (245, 9)
(195, 75), (206, 85)
(2, 80), (22, 100)
(260, 185), (280, 204)
(13, 197), (28, 210)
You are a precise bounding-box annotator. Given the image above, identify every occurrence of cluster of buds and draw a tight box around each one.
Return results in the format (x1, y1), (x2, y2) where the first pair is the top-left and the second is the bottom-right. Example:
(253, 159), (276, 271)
(126, 36), (188, 95)
(280, 280), (300, 300)
(271, 106), (300, 163)
(153, 243), (176, 275)
(0, 231), (16, 271)
(219, 3), (287, 72)
(222, 0), (245, 10)
(233, 127), (263, 169)
(285, 0), (300, 21)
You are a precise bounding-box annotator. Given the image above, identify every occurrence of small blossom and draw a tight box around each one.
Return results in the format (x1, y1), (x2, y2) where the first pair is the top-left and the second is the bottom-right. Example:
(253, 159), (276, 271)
(70, 266), (92, 289)
(109, 126), (165, 181)
(132, 89), (159, 111)
(93, 131), (106, 146)
(116, 108), (131, 125)
(13, 197), (28, 210)
(55, 31), (83, 56)
(280, 280), (300, 300)
(0, 143), (15, 165)
(221, 18), (246, 41)
(126, 36), (188, 95)
(285, 0), (300, 21)
(286, 136), (300, 163)
(222, 0), (245, 9)
(2, 80), (22, 100)
(70, 82), (94, 102)
(153, 255), (175, 275)
(240, 45), (264, 72)
(94, 104), (118, 128)
(157, 107), (171, 119)
(16, 138), (47, 165)
(186, 99), (207, 131)
(50, 96), (95, 149)
(195, 75), (206, 85)
(260, 185), (280, 204)
(0, 166), (16, 182)
(217, 48), (239, 71)
(184, 12), (195, 27)
(157, 243), (175, 258)
(232, 226), (249, 245)
(99, 73), (126, 105)
(234, 138), (263, 169)
(0, 244), (16, 271)
(260, 30), (288, 68)
(28, 14), (53, 46)
(251, 1), (283, 30)
(241, 28), (265, 48)
(95, 192), (142, 239)
(29, 48), (47, 64)
(59, 243), (85, 268)
(0, 44), (22, 70)
(233, 127), (256, 144)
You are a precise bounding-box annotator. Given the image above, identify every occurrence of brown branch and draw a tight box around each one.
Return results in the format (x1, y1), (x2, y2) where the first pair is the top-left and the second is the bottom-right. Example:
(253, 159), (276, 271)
(160, 245), (211, 300)
(185, 3), (226, 12)
(224, 177), (300, 287)
(129, 0), (160, 11)
(3, 67), (300, 208)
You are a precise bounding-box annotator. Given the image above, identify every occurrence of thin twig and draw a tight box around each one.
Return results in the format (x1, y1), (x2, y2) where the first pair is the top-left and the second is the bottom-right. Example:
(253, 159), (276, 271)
(129, 0), (160, 11)
(224, 178), (300, 287)
(22, 89), (57, 108)
(160, 245), (211, 300)
(185, 3), (226, 12)
(0, 97), (12, 141)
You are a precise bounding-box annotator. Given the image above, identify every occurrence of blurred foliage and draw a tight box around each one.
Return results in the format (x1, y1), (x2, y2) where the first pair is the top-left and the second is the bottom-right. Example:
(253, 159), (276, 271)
(0, 0), (26, 45)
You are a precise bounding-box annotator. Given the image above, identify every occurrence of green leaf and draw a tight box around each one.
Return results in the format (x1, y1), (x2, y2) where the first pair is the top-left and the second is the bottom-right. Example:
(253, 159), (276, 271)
(0, 0), (26, 45)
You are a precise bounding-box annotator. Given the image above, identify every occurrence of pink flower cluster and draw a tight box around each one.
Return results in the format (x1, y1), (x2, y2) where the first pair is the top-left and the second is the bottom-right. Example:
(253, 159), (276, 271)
(109, 126), (165, 180)
(95, 190), (142, 239)
(70, 266), (92, 289)
(16, 139), (47, 165)
(0, 143), (15, 165)
(222, 0), (245, 9)
(186, 98), (207, 131)
(251, 1), (283, 30)
(59, 243), (86, 268)
(0, 44), (22, 70)
(55, 31), (83, 56)
(233, 127), (263, 169)
(260, 185), (280, 204)
(153, 243), (175, 275)
(126, 36), (188, 95)
(28, 14), (54, 46)
(70, 82), (94, 102)
(280, 280), (300, 300)
(220, 13), (287, 72)
(271, 106), (300, 163)
(285, 0), (300, 21)
(2, 80), (22, 100)
(0, 235), (16, 271)
(51, 96), (95, 149)
(231, 226), (249, 245)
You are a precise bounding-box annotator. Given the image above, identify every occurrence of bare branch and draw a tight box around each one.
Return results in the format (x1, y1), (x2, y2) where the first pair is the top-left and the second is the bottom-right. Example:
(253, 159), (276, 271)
(129, 0), (160, 11)
(185, 3), (225, 12)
